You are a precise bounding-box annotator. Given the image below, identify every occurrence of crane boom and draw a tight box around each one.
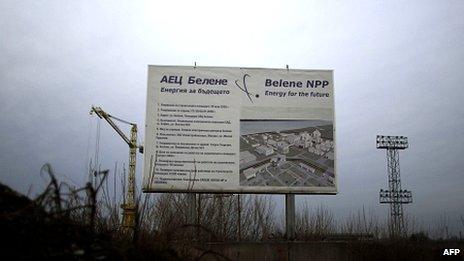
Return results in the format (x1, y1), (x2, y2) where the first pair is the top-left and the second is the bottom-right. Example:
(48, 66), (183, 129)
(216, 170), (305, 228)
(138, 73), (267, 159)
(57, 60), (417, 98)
(90, 106), (140, 235)
(91, 106), (133, 146)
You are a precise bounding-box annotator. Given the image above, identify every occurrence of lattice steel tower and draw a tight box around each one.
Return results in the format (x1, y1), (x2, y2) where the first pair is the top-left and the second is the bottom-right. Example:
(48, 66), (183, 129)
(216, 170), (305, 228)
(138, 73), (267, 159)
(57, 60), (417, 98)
(377, 135), (412, 238)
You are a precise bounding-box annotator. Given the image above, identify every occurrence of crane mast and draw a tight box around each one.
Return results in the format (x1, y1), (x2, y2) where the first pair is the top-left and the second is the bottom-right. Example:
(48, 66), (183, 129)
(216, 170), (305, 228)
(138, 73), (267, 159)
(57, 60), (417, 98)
(122, 124), (137, 231)
(90, 106), (142, 235)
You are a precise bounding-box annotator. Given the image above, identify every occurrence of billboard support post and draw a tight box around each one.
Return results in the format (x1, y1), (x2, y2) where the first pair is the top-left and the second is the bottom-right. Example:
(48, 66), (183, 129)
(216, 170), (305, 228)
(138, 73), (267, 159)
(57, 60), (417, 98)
(237, 194), (241, 241)
(219, 195), (224, 240)
(284, 64), (295, 241)
(187, 193), (196, 239)
(197, 193), (202, 237)
(285, 194), (295, 240)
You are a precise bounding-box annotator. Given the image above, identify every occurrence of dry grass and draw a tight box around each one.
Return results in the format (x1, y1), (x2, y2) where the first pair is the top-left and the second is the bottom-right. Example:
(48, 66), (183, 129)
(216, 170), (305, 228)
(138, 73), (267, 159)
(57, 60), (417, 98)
(34, 162), (464, 242)
(3, 162), (462, 259)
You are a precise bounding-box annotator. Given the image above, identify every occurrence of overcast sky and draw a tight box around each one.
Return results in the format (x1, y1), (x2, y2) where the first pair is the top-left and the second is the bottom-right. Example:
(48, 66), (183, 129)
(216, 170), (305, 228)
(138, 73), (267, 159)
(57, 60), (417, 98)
(1, 1), (463, 233)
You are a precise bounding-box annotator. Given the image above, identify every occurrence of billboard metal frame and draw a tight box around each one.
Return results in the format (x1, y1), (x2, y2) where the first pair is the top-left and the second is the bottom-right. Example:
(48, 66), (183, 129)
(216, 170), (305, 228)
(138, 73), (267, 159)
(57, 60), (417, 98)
(143, 65), (337, 195)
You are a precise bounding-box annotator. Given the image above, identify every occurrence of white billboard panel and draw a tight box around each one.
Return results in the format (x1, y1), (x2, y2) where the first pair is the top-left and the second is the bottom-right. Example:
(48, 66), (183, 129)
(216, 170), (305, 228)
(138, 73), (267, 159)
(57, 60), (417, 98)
(143, 65), (336, 194)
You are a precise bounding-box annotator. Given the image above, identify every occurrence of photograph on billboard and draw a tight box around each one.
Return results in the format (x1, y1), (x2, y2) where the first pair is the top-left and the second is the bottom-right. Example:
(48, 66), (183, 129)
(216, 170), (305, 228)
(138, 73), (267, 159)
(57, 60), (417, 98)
(143, 65), (336, 194)
(239, 120), (335, 188)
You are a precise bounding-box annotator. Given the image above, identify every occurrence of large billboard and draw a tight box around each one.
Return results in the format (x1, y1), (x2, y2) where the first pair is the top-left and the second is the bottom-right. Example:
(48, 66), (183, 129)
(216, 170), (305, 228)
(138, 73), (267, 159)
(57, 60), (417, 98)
(143, 65), (336, 194)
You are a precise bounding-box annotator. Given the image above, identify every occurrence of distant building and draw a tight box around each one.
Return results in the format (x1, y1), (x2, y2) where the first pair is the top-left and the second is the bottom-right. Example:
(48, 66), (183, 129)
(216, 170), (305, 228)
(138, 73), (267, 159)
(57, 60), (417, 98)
(271, 154), (286, 166)
(328, 140), (334, 148)
(277, 141), (290, 154)
(323, 172), (335, 183)
(296, 140), (311, 148)
(308, 147), (322, 155)
(299, 162), (315, 173)
(300, 132), (311, 141)
(317, 141), (330, 152)
(325, 151), (334, 160)
(243, 167), (256, 180)
(285, 134), (299, 144)
(255, 162), (270, 172)
(312, 129), (322, 143)
(240, 151), (257, 165)
(267, 139), (277, 147)
(255, 145), (274, 156)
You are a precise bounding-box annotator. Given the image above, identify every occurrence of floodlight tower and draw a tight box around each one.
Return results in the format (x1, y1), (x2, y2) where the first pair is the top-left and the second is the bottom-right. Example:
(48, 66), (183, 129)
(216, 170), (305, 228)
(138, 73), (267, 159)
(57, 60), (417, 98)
(376, 135), (412, 238)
